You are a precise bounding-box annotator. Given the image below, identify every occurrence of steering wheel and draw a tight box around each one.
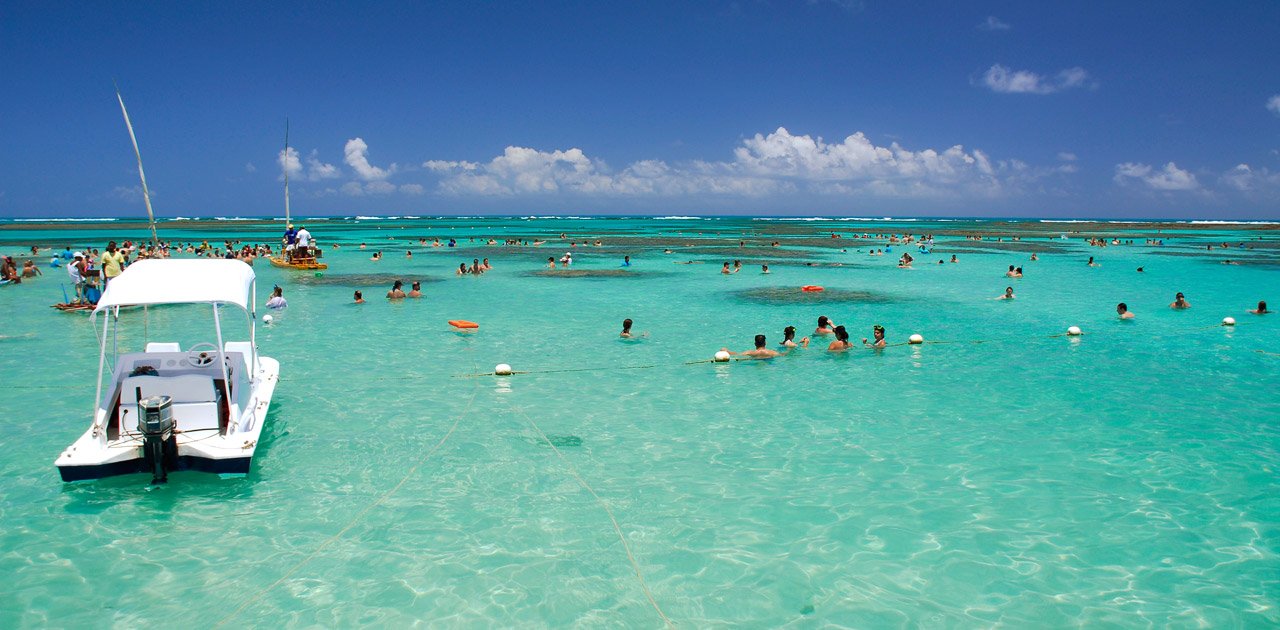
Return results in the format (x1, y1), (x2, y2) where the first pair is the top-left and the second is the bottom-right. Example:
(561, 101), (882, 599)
(186, 342), (220, 367)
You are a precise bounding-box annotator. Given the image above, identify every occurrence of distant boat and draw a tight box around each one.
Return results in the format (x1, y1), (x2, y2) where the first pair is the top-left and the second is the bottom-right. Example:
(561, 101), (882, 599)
(55, 259), (281, 483)
(268, 121), (328, 270)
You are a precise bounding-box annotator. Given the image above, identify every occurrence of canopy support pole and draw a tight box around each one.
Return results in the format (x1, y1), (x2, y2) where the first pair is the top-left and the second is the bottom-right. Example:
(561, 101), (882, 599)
(213, 304), (233, 435)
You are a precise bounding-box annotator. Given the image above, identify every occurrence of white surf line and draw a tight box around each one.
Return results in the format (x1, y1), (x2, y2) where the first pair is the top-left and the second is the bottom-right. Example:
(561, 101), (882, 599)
(505, 400), (674, 628)
(214, 372), (483, 627)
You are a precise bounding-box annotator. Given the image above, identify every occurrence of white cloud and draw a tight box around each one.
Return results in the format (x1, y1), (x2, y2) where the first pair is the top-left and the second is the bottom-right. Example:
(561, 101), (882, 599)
(1114, 162), (1199, 191)
(978, 16), (1010, 31)
(278, 147), (340, 181)
(423, 127), (1065, 199)
(1057, 152), (1077, 162)
(981, 64), (1092, 94)
(1268, 95), (1280, 115)
(399, 184), (425, 195)
(344, 138), (395, 180)
(245, 162), (256, 173)
(110, 185), (148, 202)
(1220, 163), (1280, 192)
(305, 151), (340, 180)
(278, 147), (302, 179)
(339, 180), (398, 196)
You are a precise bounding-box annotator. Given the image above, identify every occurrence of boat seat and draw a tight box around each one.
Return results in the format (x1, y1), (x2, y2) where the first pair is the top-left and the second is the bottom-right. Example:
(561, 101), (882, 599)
(145, 342), (182, 353)
(118, 374), (221, 433)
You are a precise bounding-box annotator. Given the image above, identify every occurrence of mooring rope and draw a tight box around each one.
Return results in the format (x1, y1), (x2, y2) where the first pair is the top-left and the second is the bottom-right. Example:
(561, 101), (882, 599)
(214, 366), (482, 627)
(503, 400), (674, 628)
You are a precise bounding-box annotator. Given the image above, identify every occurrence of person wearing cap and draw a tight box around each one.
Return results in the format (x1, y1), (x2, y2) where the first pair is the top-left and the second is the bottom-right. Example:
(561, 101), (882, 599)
(66, 253), (87, 302)
(282, 224), (298, 262)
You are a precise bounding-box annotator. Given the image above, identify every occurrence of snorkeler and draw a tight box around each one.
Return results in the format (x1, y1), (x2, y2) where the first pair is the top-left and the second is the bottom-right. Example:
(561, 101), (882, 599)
(862, 325), (886, 348)
(387, 280), (406, 299)
(780, 326), (809, 348)
(814, 315), (835, 336)
(1117, 302), (1135, 319)
(827, 326), (853, 351)
(997, 286), (1015, 300)
(1170, 292), (1190, 309)
(265, 286), (287, 309)
(1248, 300), (1268, 314)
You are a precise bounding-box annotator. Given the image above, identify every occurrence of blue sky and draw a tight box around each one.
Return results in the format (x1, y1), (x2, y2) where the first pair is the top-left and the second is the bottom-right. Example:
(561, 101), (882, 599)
(2, 1), (1278, 219)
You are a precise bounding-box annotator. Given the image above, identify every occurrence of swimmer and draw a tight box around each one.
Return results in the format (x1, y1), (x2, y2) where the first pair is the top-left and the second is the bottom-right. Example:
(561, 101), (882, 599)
(620, 318), (634, 338)
(827, 326), (853, 351)
(861, 325), (886, 348)
(622, 255), (631, 267)
(371, 251), (381, 261)
(1030, 252), (1038, 261)
(1169, 292), (1190, 309)
(950, 255), (958, 263)
(761, 264), (769, 274)
(780, 326), (809, 348)
(406, 250), (412, 258)
(409, 281), (422, 298)
(1005, 265), (1018, 278)
(1087, 256), (1099, 267)
(547, 257), (556, 269)
(721, 262), (731, 274)
(353, 290), (364, 304)
(997, 286), (1015, 300)
(457, 263), (468, 275)
(265, 286), (287, 309)
(741, 334), (783, 358)
(387, 280), (406, 299)
(360, 242), (366, 249)
(1248, 300), (1269, 314)
(1117, 302), (1134, 319)
(1014, 266), (1023, 278)
(814, 316), (835, 336)
(482, 258), (492, 270)
(733, 260), (742, 273)
(1137, 267), (1144, 273)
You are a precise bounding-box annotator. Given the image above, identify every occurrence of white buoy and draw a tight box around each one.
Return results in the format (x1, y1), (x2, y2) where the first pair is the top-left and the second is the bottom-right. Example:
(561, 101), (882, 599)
(1067, 326), (1082, 336)
(908, 334), (924, 344)
(713, 350), (731, 362)
(1222, 317), (1236, 326)
(262, 314), (274, 324)
(494, 363), (513, 376)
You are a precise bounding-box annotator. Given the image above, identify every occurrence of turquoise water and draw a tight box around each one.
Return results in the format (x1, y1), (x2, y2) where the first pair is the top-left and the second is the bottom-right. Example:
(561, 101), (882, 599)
(2, 217), (1278, 627)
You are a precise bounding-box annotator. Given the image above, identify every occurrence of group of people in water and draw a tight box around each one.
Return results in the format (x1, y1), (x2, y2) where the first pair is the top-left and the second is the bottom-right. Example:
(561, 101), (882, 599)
(710, 315), (891, 359)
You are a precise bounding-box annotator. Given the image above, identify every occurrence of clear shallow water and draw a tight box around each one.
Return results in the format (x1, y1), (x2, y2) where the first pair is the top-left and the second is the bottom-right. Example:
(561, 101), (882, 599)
(1, 217), (1278, 627)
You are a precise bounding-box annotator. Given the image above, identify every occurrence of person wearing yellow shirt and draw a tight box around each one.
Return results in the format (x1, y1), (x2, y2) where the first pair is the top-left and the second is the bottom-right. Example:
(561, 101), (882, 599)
(100, 241), (128, 286)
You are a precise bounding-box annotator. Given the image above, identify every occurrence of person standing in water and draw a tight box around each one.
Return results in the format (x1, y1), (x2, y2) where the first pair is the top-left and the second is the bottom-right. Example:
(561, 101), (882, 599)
(265, 286), (287, 309)
(780, 326), (809, 348)
(1170, 292), (1190, 309)
(387, 280), (407, 299)
(353, 291), (365, 304)
(1117, 303), (1135, 319)
(620, 318), (634, 338)
(997, 286), (1015, 300)
(409, 281), (422, 298)
(814, 316), (835, 335)
(862, 325), (886, 348)
(827, 326), (853, 351)
(1249, 300), (1269, 314)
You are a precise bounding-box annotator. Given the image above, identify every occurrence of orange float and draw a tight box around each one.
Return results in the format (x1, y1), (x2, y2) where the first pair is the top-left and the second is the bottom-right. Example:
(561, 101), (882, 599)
(801, 285), (824, 292)
(448, 320), (479, 329)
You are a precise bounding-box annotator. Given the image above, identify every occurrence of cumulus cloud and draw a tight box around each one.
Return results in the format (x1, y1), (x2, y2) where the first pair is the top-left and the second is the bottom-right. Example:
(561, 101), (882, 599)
(344, 138), (395, 180)
(1268, 95), (1280, 115)
(245, 162), (256, 173)
(339, 180), (399, 196)
(978, 16), (1010, 31)
(981, 64), (1092, 94)
(278, 148), (341, 182)
(399, 184), (425, 195)
(1220, 163), (1280, 192)
(1057, 152), (1077, 162)
(1114, 162), (1199, 191)
(423, 127), (1065, 199)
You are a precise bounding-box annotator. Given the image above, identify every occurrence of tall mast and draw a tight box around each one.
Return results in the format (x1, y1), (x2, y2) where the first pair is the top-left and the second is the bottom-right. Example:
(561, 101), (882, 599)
(283, 119), (291, 227)
(114, 85), (159, 247)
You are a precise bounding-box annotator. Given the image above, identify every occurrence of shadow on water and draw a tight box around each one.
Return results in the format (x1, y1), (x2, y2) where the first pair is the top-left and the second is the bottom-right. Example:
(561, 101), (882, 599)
(730, 286), (905, 305)
(292, 273), (445, 287)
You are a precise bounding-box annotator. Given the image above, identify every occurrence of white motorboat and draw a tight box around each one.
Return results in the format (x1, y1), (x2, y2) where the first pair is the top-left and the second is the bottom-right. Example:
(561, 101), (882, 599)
(55, 259), (280, 483)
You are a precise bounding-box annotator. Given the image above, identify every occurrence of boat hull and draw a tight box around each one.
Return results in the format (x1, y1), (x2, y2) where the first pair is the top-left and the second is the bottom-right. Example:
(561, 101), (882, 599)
(268, 256), (327, 270)
(58, 454), (251, 482)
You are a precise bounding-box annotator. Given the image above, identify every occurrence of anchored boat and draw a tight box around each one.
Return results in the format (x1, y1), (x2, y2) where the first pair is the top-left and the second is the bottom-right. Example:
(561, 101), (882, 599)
(267, 120), (328, 270)
(55, 259), (280, 483)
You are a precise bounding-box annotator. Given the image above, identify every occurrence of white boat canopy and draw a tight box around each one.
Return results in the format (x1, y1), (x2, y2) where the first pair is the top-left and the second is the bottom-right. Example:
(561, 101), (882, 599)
(92, 259), (257, 314)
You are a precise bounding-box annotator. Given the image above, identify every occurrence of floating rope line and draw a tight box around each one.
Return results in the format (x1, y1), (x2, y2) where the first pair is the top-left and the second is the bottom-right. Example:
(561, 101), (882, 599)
(215, 365), (482, 627)
(503, 400), (674, 628)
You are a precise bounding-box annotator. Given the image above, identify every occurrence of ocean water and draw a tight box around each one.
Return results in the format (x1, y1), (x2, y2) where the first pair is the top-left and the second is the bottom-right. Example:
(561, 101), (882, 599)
(1, 216), (1278, 627)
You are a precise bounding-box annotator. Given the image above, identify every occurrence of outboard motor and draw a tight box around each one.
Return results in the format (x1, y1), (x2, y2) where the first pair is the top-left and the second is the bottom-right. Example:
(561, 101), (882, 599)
(137, 394), (177, 484)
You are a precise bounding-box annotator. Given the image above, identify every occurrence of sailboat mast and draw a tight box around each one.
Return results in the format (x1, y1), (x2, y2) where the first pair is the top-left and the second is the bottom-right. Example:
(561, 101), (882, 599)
(114, 87), (159, 247)
(283, 120), (291, 227)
